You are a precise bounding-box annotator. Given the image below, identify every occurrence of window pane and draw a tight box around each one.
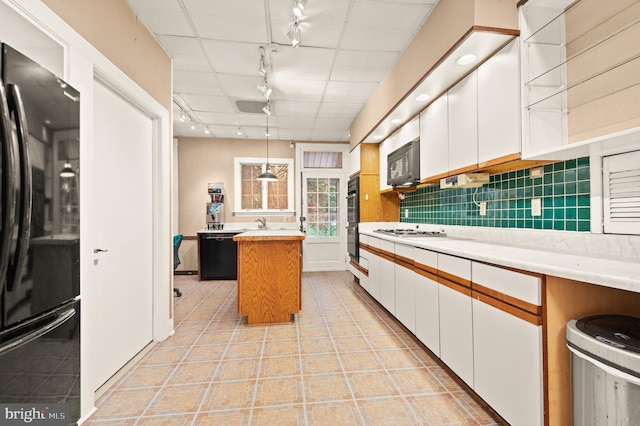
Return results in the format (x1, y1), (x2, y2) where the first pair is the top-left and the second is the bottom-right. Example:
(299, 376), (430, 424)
(305, 176), (340, 239)
(266, 164), (288, 209)
(303, 151), (343, 168)
(241, 164), (263, 209)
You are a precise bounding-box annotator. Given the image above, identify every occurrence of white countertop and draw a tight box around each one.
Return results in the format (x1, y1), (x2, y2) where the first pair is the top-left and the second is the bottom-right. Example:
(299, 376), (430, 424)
(360, 230), (640, 294)
(234, 229), (305, 238)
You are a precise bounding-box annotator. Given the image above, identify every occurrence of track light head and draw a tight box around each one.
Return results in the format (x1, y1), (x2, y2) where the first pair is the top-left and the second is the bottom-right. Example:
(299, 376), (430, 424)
(287, 21), (301, 48)
(293, 0), (305, 18)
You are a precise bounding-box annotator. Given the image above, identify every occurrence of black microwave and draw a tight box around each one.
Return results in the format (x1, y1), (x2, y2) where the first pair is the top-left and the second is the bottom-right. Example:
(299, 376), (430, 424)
(387, 140), (420, 186)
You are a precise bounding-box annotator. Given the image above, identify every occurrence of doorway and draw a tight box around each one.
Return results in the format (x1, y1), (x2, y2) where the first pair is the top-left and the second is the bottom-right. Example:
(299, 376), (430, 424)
(296, 144), (350, 271)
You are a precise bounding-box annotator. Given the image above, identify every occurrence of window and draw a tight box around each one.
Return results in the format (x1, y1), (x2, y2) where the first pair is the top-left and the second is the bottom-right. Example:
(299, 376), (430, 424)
(305, 177), (340, 237)
(234, 157), (294, 216)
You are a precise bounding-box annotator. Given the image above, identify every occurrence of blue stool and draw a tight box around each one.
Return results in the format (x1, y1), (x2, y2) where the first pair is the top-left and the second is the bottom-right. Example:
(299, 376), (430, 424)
(173, 234), (183, 297)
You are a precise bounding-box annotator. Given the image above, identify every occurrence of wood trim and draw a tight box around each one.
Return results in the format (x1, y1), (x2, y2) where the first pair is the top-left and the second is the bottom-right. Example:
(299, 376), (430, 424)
(472, 282), (542, 316)
(349, 171), (360, 179)
(438, 269), (471, 288)
(349, 259), (360, 271)
(420, 171), (449, 184)
(448, 163), (479, 177)
(439, 276), (472, 297)
(477, 152), (521, 169)
(476, 259), (546, 280)
(414, 261), (438, 277)
(174, 270), (198, 275)
(394, 254), (414, 268)
(415, 267), (438, 282)
(541, 278), (549, 426)
(183, 235), (198, 240)
(472, 291), (542, 326)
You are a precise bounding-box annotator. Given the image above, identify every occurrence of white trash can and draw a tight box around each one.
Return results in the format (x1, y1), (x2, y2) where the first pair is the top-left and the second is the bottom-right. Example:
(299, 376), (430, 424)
(567, 315), (640, 426)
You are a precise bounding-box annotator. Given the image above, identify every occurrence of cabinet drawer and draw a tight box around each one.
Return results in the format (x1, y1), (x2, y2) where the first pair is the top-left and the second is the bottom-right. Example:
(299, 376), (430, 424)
(360, 234), (369, 246)
(359, 256), (369, 271)
(414, 247), (437, 271)
(472, 262), (541, 306)
(394, 243), (414, 261)
(379, 239), (394, 253)
(368, 236), (382, 249)
(438, 253), (471, 285)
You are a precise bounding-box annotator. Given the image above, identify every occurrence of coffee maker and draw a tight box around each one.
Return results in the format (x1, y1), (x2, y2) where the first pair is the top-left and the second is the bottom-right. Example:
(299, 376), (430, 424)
(206, 182), (225, 230)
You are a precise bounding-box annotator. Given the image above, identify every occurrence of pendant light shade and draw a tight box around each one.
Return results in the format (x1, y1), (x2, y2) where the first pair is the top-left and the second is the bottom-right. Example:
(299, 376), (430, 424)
(60, 161), (75, 178)
(257, 164), (278, 182)
(257, 104), (278, 182)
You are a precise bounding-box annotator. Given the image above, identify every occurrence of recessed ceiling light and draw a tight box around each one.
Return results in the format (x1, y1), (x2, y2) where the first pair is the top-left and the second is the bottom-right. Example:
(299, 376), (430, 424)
(391, 118), (402, 125)
(456, 54), (477, 66)
(415, 93), (430, 102)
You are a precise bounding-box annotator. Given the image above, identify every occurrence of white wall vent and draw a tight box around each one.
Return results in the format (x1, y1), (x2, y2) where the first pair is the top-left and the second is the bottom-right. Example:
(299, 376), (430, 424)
(603, 150), (640, 235)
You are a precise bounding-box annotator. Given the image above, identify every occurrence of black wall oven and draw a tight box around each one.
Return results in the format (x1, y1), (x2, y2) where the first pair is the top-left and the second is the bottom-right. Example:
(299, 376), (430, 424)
(347, 176), (359, 260)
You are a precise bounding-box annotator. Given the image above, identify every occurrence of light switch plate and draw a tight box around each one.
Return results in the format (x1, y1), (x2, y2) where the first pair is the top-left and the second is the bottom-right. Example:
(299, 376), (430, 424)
(532, 198), (541, 216)
(404, 208), (409, 218)
(479, 202), (487, 216)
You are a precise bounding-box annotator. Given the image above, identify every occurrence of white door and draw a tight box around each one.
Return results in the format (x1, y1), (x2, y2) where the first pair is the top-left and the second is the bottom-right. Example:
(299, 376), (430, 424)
(301, 170), (346, 271)
(91, 80), (154, 389)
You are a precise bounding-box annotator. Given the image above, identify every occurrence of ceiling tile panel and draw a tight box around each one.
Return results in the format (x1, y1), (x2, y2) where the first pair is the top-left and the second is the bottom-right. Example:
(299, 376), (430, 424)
(273, 100), (321, 117)
(201, 40), (263, 76)
(128, 0), (194, 37)
(181, 93), (235, 113)
(157, 35), (211, 71)
(173, 70), (223, 95)
(270, 78), (327, 102)
(324, 81), (378, 103)
(216, 74), (268, 99)
(184, 0), (268, 42)
(317, 102), (363, 118)
(271, 47), (335, 81)
(314, 117), (355, 130)
(331, 50), (399, 81)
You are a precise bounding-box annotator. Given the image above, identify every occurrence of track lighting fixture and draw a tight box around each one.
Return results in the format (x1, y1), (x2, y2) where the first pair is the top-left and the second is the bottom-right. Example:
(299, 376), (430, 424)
(237, 127), (243, 136)
(257, 79), (272, 100)
(292, 0), (306, 18)
(262, 102), (272, 116)
(258, 46), (268, 76)
(287, 20), (301, 48)
(190, 122), (196, 131)
(204, 125), (211, 135)
(257, 105), (278, 182)
(179, 110), (186, 122)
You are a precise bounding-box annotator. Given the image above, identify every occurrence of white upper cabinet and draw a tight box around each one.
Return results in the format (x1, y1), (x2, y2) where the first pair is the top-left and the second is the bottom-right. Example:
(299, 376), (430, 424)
(448, 72), (478, 173)
(349, 144), (361, 176)
(419, 94), (449, 180)
(404, 116), (420, 142)
(478, 39), (521, 166)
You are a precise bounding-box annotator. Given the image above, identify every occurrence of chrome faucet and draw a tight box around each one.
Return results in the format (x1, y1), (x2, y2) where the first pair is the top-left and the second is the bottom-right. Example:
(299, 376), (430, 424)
(256, 217), (267, 229)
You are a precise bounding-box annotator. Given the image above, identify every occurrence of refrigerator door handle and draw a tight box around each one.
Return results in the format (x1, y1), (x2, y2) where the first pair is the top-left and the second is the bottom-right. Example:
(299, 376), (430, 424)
(5, 84), (32, 292)
(0, 81), (17, 295)
(0, 307), (76, 356)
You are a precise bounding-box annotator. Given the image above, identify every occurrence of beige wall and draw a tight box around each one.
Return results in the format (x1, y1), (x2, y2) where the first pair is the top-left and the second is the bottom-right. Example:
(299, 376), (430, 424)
(177, 137), (298, 271)
(42, 0), (172, 112)
(349, 0), (519, 148)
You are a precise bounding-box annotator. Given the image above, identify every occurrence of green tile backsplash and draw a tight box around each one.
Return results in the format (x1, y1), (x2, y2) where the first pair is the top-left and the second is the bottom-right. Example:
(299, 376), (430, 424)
(400, 157), (591, 231)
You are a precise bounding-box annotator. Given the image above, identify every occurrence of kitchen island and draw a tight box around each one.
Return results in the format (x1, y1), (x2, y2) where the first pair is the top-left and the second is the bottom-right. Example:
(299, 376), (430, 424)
(233, 230), (304, 325)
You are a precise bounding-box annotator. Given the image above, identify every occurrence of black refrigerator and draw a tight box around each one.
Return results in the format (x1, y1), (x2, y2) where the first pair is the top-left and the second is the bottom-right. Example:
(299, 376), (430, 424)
(0, 43), (81, 424)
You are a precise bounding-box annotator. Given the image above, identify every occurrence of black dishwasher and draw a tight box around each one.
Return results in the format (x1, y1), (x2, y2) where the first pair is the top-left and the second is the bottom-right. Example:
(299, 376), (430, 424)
(199, 232), (239, 280)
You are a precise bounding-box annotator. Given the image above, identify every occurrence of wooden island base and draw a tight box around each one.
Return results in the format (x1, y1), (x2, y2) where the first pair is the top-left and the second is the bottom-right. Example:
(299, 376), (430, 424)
(233, 231), (304, 325)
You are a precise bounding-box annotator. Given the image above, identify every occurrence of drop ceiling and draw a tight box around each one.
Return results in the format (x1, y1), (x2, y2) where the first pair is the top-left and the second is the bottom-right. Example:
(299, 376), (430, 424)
(127, 0), (440, 142)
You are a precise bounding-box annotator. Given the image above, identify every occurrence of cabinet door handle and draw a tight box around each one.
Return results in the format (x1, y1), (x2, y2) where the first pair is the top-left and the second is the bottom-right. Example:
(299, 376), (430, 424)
(93, 248), (109, 254)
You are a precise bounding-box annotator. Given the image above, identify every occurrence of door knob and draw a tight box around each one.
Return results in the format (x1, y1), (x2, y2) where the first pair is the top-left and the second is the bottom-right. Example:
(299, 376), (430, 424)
(93, 248), (109, 253)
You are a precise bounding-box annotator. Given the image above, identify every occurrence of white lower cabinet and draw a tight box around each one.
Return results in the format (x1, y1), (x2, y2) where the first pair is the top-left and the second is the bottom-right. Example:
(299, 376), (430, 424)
(394, 244), (416, 333)
(363, 248), (380, 302)
(415, 270), (439, 356)
(439, 284), (474, 387)
(438, 253), (473, 387)
(414, 247), (440, 356)
(473, 299), (543, 426)
(472, 262), (543, 426)
(358, 255), (369, 293)
(379, 256), (395, 315)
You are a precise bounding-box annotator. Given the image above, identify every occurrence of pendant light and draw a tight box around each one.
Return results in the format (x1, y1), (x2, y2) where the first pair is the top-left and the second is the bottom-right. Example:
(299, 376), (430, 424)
(257, 104), (278, 182)
(60, 161), (75, 178)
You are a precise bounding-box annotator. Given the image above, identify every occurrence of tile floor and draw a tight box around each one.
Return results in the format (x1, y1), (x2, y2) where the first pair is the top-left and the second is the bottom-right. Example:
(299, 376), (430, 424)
(86, 271), (499, 425)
